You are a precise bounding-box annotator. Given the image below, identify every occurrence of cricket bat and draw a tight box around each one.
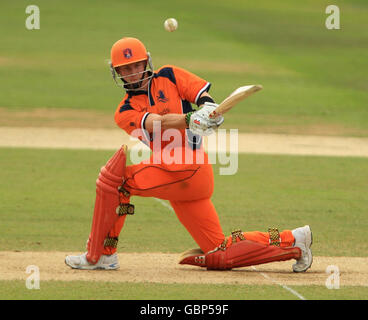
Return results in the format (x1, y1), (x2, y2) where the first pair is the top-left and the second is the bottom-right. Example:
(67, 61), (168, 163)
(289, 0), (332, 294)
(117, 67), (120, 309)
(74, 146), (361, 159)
(209, 84), (263, 119)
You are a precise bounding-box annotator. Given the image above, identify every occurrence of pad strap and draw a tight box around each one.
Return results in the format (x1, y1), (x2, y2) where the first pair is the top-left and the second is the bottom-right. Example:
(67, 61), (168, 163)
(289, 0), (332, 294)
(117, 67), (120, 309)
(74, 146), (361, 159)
(117, 184), (134, 215)
(231, 229), (245, 243)
(218, 238), (228, 251)
(268, 227), (281, 246)
(118, 185), (130, 198)
(116, 203), (135, 216)
(104, 237), (119, 248)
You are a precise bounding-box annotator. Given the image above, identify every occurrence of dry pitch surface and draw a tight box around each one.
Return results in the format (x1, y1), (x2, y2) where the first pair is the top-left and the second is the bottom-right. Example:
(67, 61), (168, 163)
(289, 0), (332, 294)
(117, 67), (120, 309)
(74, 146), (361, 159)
(1, 107), (368, 157)
(1, 251), (367, 287)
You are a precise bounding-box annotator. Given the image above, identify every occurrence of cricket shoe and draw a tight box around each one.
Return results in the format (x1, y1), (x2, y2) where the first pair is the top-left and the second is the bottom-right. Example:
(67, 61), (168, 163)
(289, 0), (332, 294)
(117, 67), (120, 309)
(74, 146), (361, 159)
(65, 252), (119, 270)
(292, 225), (313, 272)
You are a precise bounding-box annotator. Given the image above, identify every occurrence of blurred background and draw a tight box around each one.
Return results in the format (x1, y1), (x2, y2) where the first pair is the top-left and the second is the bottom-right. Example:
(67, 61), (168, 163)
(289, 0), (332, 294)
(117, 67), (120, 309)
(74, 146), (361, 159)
(1, 0), (367, 135)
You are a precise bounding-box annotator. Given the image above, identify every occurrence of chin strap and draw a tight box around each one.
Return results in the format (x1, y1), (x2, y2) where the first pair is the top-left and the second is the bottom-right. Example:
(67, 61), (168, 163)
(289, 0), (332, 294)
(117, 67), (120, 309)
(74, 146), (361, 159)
(122, 71), (152, 92)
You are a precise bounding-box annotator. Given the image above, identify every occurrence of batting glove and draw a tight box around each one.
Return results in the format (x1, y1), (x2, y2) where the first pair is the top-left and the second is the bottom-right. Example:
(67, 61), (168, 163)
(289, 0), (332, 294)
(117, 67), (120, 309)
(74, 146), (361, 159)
(188, 102), (224, 136)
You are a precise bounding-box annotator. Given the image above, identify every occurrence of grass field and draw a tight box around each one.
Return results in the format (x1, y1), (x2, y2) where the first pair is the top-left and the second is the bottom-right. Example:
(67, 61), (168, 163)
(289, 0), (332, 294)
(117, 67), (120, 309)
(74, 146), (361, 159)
(1, 148), (367, 256)
(1, 281), (368, 300)
(1, 0), (367, 301)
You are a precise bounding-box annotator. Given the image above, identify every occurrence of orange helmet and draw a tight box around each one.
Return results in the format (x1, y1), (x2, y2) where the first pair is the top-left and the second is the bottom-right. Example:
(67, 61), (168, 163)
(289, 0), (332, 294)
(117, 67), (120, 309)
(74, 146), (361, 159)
(111, 37), (148, 68)
(109, 37), (154, 91)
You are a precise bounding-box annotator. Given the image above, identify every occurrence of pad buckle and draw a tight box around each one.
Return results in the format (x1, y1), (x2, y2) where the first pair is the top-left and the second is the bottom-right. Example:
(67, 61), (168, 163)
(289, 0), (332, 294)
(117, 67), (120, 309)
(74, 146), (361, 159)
(219, 238), (228, 251)
(104, 237), (119, 248)
(231, 229), (245, 243)
(194, 255), (206, 265)
(116, 203), (135, 216)
(118, 185), (130, 198)
(268, 227), (281, 246)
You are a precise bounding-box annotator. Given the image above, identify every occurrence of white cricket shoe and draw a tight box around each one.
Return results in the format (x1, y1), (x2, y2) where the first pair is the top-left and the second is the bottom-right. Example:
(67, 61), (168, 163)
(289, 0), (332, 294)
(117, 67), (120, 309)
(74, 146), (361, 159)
(65, 252), (119, 270)
(292, 225), (313, 272)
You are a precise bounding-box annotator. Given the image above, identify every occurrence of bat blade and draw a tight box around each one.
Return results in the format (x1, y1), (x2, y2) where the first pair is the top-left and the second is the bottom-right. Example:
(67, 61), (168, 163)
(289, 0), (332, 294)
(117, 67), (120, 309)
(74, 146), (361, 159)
(209, 84), (263, 119)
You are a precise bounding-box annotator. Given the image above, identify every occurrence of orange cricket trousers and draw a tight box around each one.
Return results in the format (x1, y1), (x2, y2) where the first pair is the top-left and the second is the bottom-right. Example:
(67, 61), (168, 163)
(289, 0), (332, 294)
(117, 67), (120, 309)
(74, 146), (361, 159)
(103, 147), (294, 254)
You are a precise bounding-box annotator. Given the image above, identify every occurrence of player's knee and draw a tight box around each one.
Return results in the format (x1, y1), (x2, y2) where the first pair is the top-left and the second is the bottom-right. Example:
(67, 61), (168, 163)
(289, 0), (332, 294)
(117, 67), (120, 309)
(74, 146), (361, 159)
(96, 164), (124, 194)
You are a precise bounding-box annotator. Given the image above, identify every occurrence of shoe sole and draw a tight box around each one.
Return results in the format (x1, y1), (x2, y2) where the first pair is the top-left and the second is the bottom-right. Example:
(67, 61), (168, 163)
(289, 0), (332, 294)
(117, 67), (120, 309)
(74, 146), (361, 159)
(64, 257), (120, 270)
(293, 225), (313, 273)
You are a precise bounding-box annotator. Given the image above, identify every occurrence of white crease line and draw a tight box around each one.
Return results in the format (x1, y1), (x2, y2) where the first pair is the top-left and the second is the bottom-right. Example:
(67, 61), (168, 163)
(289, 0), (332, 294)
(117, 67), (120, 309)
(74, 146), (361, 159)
(155, 198), (307, 300)
(154, 198), (174, 212)
(251, 266), (307, 300)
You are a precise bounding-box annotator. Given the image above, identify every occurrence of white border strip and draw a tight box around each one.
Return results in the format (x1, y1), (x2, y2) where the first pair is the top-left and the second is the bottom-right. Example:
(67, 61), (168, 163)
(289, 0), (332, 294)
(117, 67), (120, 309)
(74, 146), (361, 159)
(154, 198), (174, 211)
(195, 82), (211, 105)
(140, 112), (151, 143)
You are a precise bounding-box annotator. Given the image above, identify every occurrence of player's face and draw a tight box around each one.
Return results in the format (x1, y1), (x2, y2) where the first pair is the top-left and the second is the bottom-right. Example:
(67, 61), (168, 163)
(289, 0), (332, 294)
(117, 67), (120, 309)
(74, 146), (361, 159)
(116, 61), (147, 85)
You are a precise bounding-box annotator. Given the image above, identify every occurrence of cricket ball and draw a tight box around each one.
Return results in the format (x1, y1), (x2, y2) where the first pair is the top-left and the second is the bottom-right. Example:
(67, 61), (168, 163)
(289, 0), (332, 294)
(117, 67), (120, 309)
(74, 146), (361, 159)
(164, 18), (178, 32)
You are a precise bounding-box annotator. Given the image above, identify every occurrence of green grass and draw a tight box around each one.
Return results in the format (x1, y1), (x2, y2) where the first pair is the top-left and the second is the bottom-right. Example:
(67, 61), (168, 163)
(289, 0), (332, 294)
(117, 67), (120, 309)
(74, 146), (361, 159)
(1, 147), (367, 257)
(0, 0), (367, 135)
(1, 280), (367, 300)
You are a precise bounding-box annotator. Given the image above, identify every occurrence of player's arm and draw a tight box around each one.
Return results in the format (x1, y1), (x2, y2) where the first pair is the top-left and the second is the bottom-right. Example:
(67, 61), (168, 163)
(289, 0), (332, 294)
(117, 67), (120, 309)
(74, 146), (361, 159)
(144, 91), (217, 133)
(144, 113), (186, 132)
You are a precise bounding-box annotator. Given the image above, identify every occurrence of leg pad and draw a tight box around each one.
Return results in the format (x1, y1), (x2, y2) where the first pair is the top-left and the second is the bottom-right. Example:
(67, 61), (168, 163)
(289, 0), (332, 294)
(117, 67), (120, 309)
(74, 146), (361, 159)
(86, 146), (129, 264)
(179, 239), (301, 270)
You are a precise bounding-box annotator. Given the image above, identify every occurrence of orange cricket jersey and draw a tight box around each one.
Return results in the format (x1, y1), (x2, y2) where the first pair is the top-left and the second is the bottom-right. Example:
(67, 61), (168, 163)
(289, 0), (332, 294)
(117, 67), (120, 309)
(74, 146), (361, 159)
(114, 65), (211, 151)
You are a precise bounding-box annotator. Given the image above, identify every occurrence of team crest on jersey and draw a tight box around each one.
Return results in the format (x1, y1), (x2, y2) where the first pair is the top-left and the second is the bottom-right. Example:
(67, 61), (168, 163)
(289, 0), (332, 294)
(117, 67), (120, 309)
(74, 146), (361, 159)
(157, 90), (169, 103)
(123, 48), (133, 59)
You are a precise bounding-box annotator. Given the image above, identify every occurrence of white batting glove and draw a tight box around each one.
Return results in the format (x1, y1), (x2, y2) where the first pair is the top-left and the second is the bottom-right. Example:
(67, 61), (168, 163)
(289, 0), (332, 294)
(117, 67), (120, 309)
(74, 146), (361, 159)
(202, 102), (224, 127)
(188, 102), (224, 136)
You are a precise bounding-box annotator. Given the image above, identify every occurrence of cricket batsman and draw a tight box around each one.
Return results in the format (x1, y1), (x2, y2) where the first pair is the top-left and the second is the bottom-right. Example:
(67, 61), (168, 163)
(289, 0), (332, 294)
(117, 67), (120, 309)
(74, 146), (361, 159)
(65, 37), (313, 272)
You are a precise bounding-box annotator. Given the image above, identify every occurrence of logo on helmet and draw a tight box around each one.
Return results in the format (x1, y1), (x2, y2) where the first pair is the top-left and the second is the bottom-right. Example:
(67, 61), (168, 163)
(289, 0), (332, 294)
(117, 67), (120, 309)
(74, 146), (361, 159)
(123, 48), (133, 59)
